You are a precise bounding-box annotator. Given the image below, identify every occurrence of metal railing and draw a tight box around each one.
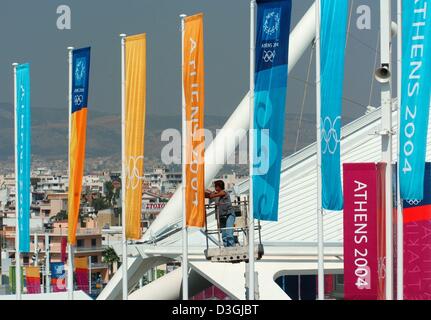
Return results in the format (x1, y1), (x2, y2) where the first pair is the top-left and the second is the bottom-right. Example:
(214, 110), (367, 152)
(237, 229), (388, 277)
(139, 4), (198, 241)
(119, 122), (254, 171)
(204, 200), (262, 250)
(75, 245), (107, 253)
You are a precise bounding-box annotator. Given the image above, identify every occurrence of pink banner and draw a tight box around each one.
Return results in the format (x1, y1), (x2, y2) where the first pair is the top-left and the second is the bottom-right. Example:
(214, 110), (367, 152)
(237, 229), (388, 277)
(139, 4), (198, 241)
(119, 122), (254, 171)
(75, 269), (89, 293)
(343, 163), (386, 300)
(402, 163), (431, 299)
(61, 237), (67, 263)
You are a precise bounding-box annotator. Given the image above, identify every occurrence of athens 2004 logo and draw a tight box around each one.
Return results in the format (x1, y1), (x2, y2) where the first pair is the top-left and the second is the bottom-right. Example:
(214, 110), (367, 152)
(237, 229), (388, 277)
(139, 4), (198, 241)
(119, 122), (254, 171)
(263, 8), (281, 40)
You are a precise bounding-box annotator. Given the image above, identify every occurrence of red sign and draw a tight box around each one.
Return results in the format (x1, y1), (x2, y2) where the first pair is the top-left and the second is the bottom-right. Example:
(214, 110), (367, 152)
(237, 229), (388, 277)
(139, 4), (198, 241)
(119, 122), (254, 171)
(143, 202), (166, 212)
(343, 163), (386, 300)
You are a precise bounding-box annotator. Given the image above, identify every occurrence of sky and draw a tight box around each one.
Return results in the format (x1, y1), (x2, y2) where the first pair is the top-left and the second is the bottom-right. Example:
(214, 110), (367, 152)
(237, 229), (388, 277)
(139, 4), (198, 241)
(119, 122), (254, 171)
(0, 0), (393, 121)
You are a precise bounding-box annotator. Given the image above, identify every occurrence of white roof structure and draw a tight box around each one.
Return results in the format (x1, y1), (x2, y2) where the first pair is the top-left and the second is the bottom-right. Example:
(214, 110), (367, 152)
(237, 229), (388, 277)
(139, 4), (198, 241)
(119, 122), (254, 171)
(100, 100), (426, 300)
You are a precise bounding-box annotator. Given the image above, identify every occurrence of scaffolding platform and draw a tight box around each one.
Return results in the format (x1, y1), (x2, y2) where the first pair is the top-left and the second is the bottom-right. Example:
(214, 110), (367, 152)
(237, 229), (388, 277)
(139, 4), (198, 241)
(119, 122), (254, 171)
(204, 244), (264, 263)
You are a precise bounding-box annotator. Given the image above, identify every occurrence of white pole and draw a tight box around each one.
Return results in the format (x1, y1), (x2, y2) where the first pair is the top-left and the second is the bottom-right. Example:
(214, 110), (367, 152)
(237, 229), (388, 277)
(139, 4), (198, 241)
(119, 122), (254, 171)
(379, 0), (394, 301)
(142, 2), (317, 243)
(315, 0), (325, 301)
(120, 33), (128, 301)
(34, 233), (38, 266)
(13, 62), (21, 300)
(45, 232), (50, 293)
(396, 0), (403, 301)
(180, 13), (189, 301)
(67, 46), (75, 301)
(248, 0), (256, 301)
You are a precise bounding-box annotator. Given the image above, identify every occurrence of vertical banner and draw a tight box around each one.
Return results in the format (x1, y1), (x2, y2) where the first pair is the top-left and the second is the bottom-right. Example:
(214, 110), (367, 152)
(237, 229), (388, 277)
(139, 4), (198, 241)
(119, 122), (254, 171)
(402, 163), (431, 299)
(25, 266), (41, 294)
(74, 257), (89, 293)
(68, 47), (91, 245)
(343, 163), (386, 300)
(253, 0), (292, 221)
(50, 262), (67, 292)
(9, 266), (24, 294)
(15, 63), (31, 252)
(61, 236), (67, 262)
(183, 14), (205, 227)
(399, 0), (431, 201)
(124, 34), (146, 239)
(319, 0), (348, 211)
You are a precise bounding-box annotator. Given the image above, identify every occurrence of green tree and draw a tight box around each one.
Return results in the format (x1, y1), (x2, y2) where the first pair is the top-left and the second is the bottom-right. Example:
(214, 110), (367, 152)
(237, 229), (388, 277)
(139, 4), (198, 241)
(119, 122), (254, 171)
(92, 197), (109, 212)
(102, 246), (120, 278)
(50, 210), (68, 222)
(104, 181), (115, 205)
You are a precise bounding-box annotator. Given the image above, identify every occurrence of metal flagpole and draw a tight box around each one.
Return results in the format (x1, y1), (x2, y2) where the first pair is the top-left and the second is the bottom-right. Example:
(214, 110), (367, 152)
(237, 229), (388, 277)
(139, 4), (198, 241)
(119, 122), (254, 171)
(67, 46), (75, 301)
(180, 13), (189, 301)
(34, 233), (38, 266)
(315, 0), (325, 301)
(378, 0), (394, 300)
(248, 0), (256, 301)
(13, 62), (21, 300)
(396, 0), (403, 300)
(120, 33), (128, 301)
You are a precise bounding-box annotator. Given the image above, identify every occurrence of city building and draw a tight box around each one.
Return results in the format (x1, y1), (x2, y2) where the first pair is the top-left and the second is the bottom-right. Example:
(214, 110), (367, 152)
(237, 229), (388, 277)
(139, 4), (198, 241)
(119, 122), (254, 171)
(144, 167), (181, 194)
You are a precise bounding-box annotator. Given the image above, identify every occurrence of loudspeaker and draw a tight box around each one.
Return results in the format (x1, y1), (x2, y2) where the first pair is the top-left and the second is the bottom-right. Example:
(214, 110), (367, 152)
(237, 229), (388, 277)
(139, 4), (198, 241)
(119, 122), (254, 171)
(374, 63), (391, 84)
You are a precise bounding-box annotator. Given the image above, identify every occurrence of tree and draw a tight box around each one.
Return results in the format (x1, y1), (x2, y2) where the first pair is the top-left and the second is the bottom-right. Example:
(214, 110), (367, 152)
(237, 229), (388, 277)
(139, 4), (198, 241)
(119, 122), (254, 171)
(92, 197), (109, 212)
(102, 246), (120, 278)
(50, 210), (68, 222)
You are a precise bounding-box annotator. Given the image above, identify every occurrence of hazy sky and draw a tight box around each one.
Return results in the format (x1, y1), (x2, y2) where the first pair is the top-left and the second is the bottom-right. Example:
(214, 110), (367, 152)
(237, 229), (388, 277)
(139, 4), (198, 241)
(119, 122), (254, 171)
(0, 0), (392, 121)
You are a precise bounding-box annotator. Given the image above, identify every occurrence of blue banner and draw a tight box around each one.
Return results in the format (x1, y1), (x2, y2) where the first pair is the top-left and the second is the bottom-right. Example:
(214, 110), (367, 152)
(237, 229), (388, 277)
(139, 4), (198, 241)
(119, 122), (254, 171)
(320, 0), (348, 211)
(50, 262), (67, 292)
(399, 0), (431, 201)
(72, 47), (91, 113)
(253, 0), (292, 221)
(50, 262), (65, 279)
(15, 64), (31, 252)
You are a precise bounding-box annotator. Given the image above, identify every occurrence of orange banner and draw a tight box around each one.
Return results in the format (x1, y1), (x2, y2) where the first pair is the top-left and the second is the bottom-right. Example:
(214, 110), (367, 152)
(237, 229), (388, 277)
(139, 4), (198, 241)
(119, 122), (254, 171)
(25, 266), (41, 294)
(125, 34), (147, 240)
(74, 256), (88, 270)
(184, 14), (205, 227)
(68, 109), (88, 245)
(25, 266), (40, 279)
(68, 48), (91, 245)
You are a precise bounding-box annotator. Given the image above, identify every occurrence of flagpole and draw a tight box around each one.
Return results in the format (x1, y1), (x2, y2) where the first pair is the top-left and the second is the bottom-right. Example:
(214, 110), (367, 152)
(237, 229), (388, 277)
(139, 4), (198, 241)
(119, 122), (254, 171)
(379, 0), (394, 300)
(396, 0), (403, 301)
(120, 33), (128, 301)
(248, 0), (256, 301)
(67, 46), (75, 301)
(13, 62), (21, 300)
(180, 13), (189, 301)
(315, 0), (325, 301)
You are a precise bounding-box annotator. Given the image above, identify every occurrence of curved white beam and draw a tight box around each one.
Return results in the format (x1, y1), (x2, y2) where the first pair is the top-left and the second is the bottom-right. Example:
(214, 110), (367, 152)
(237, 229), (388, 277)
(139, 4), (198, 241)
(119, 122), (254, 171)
(143, 2), (317, 242)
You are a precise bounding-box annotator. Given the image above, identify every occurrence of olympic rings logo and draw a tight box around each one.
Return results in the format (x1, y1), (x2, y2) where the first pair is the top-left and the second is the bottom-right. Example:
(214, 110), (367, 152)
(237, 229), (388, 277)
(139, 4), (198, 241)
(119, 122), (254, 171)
(263, 50), (276, 63)
(74, 94), (84, 106)
(125, 156), (145, 190)
(406, 199), (421, 206)
(321, 116), (341, 155)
